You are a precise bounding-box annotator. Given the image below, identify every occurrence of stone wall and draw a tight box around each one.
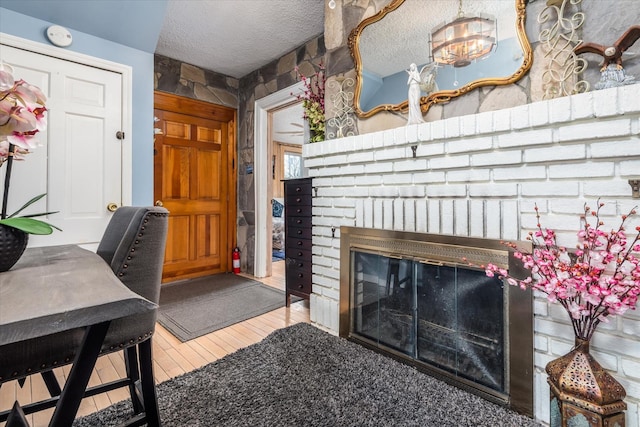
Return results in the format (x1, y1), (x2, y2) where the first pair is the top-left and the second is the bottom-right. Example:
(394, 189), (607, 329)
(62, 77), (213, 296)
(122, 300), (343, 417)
(236, 36), (325, 271)
(154, 54), (239, 108)
(303, 83), (640, 426)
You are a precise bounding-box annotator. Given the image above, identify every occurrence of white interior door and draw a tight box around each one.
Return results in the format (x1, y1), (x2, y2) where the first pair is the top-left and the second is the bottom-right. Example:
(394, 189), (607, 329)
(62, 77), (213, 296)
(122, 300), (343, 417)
(254, 82), (303, 277)
(1, 44), (123, 247)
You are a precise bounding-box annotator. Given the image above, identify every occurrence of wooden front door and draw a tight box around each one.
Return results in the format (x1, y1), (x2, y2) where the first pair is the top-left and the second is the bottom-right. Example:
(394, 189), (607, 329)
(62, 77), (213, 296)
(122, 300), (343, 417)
(154, 92), (236, 282)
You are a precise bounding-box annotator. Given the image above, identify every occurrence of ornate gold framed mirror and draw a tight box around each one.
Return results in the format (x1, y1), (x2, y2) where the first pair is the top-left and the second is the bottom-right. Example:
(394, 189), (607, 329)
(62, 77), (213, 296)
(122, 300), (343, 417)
(348, 0), (532, 118)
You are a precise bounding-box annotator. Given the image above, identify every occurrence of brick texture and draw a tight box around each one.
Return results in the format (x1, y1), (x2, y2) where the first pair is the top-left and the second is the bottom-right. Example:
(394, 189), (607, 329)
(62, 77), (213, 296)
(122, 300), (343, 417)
(305, 85), (640, 426)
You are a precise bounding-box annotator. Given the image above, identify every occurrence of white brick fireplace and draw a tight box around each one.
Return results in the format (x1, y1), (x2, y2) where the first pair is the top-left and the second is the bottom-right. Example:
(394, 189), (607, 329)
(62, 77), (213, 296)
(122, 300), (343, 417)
(303, 84), (640, 426)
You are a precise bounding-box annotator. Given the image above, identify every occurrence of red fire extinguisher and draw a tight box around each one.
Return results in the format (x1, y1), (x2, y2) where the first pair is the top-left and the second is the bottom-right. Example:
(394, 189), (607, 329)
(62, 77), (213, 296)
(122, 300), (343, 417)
(232, 247), (241, 274)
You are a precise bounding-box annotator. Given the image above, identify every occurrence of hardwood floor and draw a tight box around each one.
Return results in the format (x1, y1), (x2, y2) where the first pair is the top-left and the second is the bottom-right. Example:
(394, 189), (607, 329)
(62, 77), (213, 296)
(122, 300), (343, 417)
(0, 260), (307, 427)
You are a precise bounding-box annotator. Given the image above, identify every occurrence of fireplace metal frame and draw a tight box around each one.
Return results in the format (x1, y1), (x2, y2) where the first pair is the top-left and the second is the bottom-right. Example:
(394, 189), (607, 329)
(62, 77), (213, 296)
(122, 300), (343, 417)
(339, 226), (533, 417)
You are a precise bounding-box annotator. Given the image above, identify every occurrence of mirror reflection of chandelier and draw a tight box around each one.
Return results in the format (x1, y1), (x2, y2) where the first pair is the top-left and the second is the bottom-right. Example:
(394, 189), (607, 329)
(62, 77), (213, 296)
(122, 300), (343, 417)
(431, 0), (496, 68)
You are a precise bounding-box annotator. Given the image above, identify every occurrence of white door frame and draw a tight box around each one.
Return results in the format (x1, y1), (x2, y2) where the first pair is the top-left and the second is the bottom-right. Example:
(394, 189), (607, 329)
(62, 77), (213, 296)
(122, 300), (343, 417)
(254, 82), (303, 277)
(0, 32), (133, 206)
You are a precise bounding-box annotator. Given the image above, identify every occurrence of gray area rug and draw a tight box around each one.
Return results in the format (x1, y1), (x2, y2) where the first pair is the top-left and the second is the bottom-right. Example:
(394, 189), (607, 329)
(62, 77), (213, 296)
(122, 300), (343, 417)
(156, 273), (287, 342)
(74, 323), (541, 427)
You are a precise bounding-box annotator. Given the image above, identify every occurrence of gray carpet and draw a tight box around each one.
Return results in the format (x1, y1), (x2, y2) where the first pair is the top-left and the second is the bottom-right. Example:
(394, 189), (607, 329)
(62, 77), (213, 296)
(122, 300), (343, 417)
(156, 273), (287, 342)
(74, 323), (541, 427)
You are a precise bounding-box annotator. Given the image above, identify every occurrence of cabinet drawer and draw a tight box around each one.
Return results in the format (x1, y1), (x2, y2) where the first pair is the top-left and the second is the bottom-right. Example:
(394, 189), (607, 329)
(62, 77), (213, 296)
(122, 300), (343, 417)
(286, 225), (311, 240)
(287, 216), (312, 229)
(285, 182), (312, 196)
(285, 256), (311, 271)
(286, 270), (312, 295)
(287, 205), (311, 216)
(286, 238), (312, 252)
(286, 248), (311, 261)
(285, 194), (312, 208)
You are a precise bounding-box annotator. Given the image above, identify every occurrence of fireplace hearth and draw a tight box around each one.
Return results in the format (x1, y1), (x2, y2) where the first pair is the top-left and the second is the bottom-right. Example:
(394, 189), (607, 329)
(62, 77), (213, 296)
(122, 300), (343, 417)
(339, 227), (534, 416)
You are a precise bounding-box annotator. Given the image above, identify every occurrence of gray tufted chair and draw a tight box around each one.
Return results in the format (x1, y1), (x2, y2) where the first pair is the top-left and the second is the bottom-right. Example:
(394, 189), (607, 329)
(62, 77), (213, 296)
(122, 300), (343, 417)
(0, 206), (169, 426)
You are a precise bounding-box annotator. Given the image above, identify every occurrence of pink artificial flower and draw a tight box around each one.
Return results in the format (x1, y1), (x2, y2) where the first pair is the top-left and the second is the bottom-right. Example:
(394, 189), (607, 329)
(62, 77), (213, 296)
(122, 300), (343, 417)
(7, 131), (38, 152)
(0, 139), (8, 165)
(482, 200), (640, 341)
(0, 69), (14, 91)
(584, 292), (601, 305)
(0, 67), (46, 159)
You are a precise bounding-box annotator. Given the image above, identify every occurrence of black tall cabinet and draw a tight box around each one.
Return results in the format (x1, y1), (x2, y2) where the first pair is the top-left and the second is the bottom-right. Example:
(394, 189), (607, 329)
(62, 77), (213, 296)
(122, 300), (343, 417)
(283, 178), (312, 306)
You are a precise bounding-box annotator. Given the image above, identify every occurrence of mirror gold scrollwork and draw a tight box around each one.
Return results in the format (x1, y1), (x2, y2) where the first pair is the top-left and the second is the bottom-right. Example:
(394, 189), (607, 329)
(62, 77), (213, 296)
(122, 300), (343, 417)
(348, 0), (532, 118)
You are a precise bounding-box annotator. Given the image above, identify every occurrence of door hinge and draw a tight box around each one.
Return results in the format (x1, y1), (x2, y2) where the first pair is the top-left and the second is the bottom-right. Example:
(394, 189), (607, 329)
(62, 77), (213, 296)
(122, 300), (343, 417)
(116, 131), (125, 140)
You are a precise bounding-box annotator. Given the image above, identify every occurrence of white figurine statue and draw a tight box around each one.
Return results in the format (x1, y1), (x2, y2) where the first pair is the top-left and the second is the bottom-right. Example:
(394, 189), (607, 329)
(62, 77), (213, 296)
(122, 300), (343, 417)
(406, 62), (439, 125)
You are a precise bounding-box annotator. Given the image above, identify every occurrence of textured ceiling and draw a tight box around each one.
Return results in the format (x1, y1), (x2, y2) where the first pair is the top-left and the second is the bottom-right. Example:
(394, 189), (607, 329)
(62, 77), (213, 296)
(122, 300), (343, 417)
(0, 0), (325, 80)
(156, 0), (325, 79)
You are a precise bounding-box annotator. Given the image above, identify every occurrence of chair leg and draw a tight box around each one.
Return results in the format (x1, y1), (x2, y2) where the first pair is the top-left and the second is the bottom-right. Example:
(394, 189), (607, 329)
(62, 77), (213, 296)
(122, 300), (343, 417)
(138, 339), (160, 426)
(124, 346), (143, 414)
(40, 370), (62, 397)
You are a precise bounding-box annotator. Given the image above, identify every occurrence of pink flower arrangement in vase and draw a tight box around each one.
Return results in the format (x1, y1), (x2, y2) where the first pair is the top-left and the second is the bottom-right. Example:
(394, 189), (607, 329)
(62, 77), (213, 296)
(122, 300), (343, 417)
(294, 64), (325, 143)
(0, 63), (59, 235)
(485, 201), (640, 341)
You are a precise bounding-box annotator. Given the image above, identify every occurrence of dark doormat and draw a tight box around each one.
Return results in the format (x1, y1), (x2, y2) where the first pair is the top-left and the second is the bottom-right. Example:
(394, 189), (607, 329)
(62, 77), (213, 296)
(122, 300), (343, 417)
(157, 273), (287, 342)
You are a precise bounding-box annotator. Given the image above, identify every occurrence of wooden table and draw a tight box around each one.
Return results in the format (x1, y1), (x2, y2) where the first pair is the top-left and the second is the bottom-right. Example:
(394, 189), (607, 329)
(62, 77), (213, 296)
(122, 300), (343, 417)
(0, 245), (157, 426)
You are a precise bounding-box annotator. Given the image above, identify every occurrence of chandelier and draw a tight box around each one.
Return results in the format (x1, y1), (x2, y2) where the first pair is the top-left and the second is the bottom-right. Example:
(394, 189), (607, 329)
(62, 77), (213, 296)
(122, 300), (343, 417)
(431, 0), (496, 68)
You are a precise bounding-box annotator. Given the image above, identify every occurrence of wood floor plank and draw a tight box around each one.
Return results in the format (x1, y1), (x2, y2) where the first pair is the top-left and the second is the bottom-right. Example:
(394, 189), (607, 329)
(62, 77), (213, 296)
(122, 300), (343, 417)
(194, 335), (229, 360)
(216, 330), (249, 353)
(153, 361), (170, 384)
(185, 340), (217, 365)
(0, 380), (16, 413)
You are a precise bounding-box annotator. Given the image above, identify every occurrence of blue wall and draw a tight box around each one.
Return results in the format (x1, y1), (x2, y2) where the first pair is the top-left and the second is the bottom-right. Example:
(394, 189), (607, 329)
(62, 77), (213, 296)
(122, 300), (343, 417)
(0, 8), (155, 205)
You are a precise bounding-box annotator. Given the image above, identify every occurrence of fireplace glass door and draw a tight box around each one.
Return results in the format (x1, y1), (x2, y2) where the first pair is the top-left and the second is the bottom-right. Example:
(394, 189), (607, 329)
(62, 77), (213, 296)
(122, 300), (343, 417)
(351, 250), (506, 394)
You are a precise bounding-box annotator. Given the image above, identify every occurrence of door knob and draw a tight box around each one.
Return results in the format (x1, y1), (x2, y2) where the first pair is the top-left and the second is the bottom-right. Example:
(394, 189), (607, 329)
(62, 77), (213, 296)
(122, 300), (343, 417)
(155, 200), (164, 207)
(107, 202), (118, 212)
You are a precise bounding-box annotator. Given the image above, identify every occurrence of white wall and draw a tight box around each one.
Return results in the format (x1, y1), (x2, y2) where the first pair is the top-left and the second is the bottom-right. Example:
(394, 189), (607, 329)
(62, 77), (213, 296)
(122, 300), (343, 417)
(303, 83), (640, 426)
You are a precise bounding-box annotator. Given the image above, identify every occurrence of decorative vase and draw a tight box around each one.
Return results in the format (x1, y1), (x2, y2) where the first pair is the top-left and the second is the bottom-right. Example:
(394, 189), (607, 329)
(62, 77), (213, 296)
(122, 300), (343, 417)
(546, 337), (627, 427)
(303, 119), (323, 144)
(0, 224), (28, 272)
(303, 120), (315, 144)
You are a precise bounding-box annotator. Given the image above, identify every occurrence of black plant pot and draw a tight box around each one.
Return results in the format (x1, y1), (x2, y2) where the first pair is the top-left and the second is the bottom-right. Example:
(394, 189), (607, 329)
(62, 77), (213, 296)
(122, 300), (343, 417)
(0, 224), (28, 272)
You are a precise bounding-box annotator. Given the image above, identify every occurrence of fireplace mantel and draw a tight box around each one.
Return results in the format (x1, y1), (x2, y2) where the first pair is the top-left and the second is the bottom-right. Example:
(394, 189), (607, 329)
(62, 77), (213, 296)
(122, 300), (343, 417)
(303, 84), (640, 425)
